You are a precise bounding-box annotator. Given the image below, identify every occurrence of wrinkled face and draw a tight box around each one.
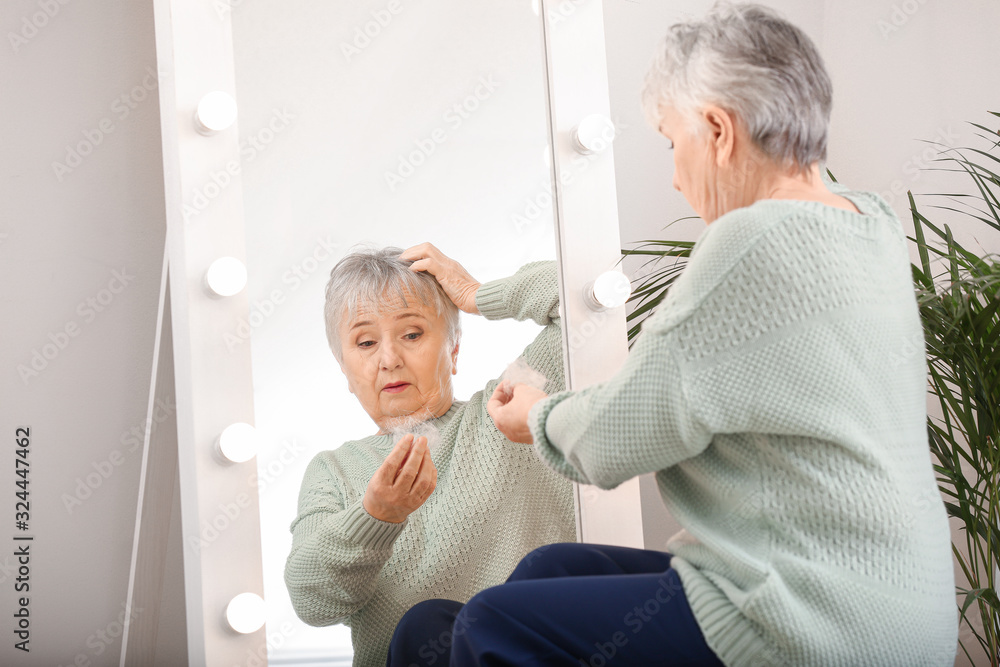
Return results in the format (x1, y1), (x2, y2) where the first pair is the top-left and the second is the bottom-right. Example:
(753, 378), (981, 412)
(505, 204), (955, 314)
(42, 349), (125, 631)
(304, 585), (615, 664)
(338, 293), (458, 432)
(658, 105), (723, 224)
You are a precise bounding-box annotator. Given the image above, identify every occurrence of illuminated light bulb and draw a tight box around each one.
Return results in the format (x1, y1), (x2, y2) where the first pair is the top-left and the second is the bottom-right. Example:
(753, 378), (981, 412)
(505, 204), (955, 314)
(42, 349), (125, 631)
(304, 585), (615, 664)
(205, 257), (247, 297)
(215, 423), (260, 464)
(572, 114), (616, 155)
(584, 271), (632, 312)
(225, 593), (266, 634)
(195, 91), (238, 135)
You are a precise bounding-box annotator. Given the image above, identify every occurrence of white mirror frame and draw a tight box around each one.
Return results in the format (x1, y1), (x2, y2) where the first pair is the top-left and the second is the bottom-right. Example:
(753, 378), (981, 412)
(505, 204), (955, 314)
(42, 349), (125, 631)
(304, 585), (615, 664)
(538, 0), (644, 546)
(130, 0), (643, 663)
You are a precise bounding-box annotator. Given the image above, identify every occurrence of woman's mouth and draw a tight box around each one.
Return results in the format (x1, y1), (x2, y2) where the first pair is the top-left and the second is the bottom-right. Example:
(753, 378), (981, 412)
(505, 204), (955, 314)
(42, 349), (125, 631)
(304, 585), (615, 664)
(382, 382), (410, 394)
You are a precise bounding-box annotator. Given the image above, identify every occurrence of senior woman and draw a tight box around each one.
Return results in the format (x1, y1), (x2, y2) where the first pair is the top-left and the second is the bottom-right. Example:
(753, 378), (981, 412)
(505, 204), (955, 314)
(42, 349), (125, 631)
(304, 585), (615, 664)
(283, 243), (576, 666)
(388, 4), (958, 666)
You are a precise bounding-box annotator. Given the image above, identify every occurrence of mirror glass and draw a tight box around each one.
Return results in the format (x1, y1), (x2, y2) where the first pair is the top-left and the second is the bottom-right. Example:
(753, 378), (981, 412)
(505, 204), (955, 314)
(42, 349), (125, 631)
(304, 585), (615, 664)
(230, 0), (562, 662)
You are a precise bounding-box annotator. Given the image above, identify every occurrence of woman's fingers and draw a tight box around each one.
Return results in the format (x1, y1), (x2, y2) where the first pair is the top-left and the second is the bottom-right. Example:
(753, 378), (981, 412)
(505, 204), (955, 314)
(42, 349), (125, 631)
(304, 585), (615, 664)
(381, 433), (414, 483)
(488, 383), (547, 444)
(410, 446), (437, 498)
(399, 242), (439, 262)
(487, 381), (513, 412)
(400, 242), (481, 314)
(393, 435), (428, 490)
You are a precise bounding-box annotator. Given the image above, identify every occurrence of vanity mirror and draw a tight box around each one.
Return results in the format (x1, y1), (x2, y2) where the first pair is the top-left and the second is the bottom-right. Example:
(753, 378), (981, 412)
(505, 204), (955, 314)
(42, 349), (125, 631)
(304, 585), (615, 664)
(233, 1), (563, 662)
(137, 0), (642, 664)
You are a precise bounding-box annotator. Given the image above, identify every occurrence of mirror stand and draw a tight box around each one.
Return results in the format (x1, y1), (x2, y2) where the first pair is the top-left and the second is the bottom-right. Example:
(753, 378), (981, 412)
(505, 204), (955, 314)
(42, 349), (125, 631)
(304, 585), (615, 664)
(129, 0), (645, 664)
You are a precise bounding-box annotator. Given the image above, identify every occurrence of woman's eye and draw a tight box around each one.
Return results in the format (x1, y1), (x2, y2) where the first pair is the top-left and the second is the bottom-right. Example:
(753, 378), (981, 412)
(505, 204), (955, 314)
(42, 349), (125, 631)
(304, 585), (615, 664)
(358, 340), (375, 348)
(404, 332), (421, 341)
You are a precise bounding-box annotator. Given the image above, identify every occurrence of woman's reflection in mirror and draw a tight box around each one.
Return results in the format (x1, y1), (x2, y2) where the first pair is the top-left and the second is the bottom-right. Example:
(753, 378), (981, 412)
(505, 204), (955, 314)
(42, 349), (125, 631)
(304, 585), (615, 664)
(283, 243), (575, 666)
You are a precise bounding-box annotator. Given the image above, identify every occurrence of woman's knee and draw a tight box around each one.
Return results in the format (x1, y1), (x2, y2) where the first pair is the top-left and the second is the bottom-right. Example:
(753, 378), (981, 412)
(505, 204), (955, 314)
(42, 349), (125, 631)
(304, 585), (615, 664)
(388, 598), (464, 666)
(507, 542), (580, 581)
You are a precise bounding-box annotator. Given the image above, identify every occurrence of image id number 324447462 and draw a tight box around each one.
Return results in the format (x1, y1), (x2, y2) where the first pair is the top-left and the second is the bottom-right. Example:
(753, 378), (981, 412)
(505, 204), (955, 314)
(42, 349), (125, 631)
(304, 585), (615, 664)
(14, 426), (32, 653)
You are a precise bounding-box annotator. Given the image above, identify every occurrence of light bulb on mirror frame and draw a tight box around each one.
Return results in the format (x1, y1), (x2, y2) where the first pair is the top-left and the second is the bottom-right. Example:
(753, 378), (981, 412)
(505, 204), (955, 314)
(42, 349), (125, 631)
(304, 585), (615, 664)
(572, 114), (616, 155)
(214, 422), (260, 464)
(205, 257), (248, 297)
(225, 592), (266, 634)
(195, 91), (238, 135)
(583, 270), (632, 312)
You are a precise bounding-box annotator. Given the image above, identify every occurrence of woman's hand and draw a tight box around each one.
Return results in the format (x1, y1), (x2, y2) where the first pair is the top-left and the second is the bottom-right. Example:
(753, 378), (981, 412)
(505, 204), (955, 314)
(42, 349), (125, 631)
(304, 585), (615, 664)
(363, 434), (437, 523)
(487, 380), (548, 444)
(400, 242), (481, 314)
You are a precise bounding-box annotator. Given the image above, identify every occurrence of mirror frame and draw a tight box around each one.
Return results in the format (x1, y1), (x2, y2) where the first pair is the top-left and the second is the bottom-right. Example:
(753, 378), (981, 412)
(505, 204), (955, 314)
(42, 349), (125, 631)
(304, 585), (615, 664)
(129, 0), (643, 663)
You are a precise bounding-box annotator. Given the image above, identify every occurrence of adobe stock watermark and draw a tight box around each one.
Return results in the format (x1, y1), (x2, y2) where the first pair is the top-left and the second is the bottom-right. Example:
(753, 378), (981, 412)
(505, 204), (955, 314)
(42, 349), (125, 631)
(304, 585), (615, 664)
(212, 0), (248, 20)
(887, 329), (926, 369)
(512, 116), (629, 235)
(223, 235), (340, 351)
(543, 0), (592, 25)
(184, 107), (295, 223)
(403, 606), (477, 665)
(340, 0), (412, 62)
(234, 620), (297, 667)
(61, 395), (176, 514)
(384, 75), (501, 192)
(56, 601), (143, 667)
(187, 438), (306, 555)
(8, 0), (72, 54)
(578, 575), (683, 667)
(51, 67), (160, 182)
(17, 267), (135, 385)
(580, 572), (784, 667)
(876, 0), (933, 39)
(877, 126), (960, 209)
(249, 437), (308, 497)
(563, 277), (632, 354)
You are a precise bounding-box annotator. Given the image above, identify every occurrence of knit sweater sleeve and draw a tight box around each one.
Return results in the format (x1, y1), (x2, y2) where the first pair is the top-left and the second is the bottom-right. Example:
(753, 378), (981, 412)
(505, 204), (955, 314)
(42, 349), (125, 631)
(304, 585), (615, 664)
(527, 323), (710, 488)
(524, 218), (745, 488)
(283, 452), (407, 627)
(474, 260), (564, 395)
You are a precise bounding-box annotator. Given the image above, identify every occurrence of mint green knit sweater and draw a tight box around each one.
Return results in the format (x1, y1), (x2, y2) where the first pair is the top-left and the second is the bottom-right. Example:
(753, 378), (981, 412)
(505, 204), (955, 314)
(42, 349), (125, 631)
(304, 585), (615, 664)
(284, 262), (576, 667)
(530, 187), (958, 666)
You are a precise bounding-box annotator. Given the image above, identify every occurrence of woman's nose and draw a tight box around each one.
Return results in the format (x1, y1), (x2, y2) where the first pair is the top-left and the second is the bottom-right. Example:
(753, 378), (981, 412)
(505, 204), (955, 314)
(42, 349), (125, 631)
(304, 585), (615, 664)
(379, 340), (404, 370)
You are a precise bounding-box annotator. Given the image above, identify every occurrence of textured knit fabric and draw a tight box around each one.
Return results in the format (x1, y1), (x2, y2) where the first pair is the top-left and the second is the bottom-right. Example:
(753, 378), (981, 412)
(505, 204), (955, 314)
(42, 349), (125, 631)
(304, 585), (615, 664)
(284, 261), (576, 667)
(529, 186), (958, 667)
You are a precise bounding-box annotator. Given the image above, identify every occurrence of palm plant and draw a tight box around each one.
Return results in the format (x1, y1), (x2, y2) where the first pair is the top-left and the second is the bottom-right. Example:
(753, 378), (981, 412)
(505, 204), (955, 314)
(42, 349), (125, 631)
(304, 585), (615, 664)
(910, 113), (1000, 664)
(622, 112), (1000, 663)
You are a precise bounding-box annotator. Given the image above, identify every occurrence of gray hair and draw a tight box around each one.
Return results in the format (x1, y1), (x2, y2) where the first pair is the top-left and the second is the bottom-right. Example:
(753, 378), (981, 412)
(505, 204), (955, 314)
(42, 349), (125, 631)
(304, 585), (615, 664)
(323, 246), (461, 363)
(641, 2), (832, 171)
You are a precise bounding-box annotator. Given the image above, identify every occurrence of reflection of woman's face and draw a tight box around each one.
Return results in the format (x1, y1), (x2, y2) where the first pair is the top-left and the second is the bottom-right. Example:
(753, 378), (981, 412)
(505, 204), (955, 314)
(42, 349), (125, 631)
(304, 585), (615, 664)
(338, 293), (458, 432)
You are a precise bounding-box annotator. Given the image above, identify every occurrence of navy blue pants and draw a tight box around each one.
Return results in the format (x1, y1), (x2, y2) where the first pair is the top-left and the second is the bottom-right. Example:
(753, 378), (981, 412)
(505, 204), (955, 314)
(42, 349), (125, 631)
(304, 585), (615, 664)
(387, 542), (725, 667)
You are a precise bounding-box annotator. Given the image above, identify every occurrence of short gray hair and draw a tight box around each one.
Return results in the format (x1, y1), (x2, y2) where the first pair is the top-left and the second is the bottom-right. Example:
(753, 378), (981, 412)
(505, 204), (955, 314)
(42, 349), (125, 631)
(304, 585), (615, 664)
(323, 246), (461, 363)
(641, 2), (832, 171)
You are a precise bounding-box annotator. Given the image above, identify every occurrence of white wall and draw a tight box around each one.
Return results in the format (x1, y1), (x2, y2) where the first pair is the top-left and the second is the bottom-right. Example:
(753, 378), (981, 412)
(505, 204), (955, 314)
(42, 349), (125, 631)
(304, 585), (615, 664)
(0, 1), (164, 665)
(603, 1), (1000, 665)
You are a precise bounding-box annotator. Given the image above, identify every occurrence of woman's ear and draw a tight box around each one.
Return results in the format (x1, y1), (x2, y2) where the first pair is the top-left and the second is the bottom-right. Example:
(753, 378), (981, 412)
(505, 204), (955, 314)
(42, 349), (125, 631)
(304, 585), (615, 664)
(450, 341), (460, 375)
(702, 105), (736, 168)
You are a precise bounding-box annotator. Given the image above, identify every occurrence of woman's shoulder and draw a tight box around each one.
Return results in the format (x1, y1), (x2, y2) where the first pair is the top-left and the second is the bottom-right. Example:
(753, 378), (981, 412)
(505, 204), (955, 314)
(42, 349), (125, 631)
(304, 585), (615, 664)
(644, 188), (904, 335)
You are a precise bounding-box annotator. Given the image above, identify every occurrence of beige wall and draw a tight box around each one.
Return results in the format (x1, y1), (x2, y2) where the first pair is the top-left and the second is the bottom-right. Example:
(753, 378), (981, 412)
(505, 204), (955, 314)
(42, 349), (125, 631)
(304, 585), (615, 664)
(0, 0), (165, 665)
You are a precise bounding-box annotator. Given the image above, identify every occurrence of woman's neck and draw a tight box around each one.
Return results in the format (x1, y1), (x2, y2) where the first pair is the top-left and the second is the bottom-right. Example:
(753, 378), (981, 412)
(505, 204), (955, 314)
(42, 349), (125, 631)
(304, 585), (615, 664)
(748, 162), (859, 214)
